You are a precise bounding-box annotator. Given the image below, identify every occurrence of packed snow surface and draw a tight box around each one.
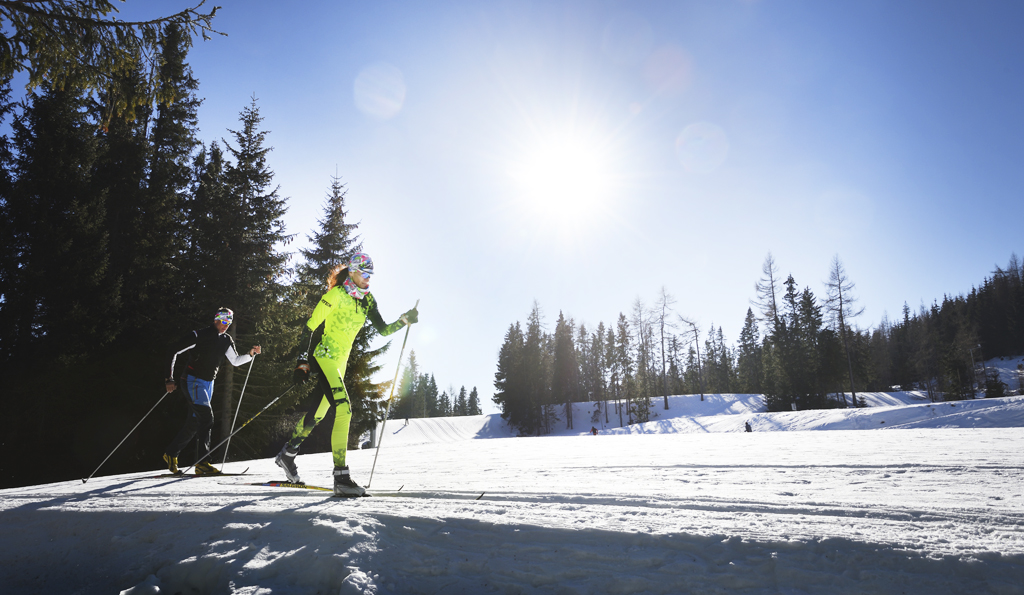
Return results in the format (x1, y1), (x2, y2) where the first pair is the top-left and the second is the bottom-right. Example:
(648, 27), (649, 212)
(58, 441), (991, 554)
(3, 392), (1024, 594)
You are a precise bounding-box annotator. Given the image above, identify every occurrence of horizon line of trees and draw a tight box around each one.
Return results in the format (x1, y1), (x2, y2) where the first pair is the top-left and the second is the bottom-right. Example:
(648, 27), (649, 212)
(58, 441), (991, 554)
(492, 252), (1024, 436)
(0, 13), (399, 488)
(389, 350), (482, 420)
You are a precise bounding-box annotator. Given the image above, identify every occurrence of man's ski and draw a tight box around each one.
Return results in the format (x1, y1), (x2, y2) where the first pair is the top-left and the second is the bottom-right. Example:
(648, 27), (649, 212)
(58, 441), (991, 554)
(245, 480), (370, 497)
(144, 467), (250, 479)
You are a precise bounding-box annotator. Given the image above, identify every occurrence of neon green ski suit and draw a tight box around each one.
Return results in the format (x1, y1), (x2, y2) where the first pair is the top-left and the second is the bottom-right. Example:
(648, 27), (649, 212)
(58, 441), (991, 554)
(287, 285), (406, 467)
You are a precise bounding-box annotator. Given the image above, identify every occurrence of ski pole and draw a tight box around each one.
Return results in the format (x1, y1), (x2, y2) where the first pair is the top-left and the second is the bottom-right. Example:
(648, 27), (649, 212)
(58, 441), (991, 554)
(367, 299), (418, 488)
(83, 390), (172, 483)
(222, 353), (256, 469)
(181, 382), (297, 475)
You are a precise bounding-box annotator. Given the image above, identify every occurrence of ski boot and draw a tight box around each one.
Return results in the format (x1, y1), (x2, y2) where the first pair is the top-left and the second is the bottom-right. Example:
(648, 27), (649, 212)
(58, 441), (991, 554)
(162, 453), (179, 474)
(275, 444), (302, 483)
(333, 466), (366, 497)
(195, 461), (220, 475)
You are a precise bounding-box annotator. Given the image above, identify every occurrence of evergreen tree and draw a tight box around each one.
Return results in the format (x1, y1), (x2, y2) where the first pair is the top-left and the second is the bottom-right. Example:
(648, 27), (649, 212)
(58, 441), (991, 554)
(551, 311), (579, 429)
(629, 298), (653, 423)
(493, 322), (533, 433)
(0, 80), (15, 361)
(737, 308), (763, 393)
(93, 60), (156, 340)
(422, 374), (439, 417)
(181, 141), (228, 311)
(591, 324), (608, 422)
(438, 389), (452, 417)
(468, 386), (481, 415)
(614, 313), (631, 425)
(141, 22), (203, 333)
(455, 386), (468, 416)
(296, 175), (361, 303)
(209, 96), (291, 443)
(6, 85), (120, 365)
(391, 350), (420, 420)
(524, 302), (551, 433)
(0, 1), (221, 124)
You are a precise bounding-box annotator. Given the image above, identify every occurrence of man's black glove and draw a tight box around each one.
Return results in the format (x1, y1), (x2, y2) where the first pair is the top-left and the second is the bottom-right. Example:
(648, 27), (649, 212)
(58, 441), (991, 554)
(401, 306), (419, 325)
(293, 355), (310, 385)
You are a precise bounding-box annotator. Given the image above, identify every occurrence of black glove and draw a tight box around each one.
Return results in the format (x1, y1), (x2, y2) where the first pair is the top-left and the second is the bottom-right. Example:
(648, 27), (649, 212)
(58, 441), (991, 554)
(293, 357), (310, 385)
(401, 307), (419, 325)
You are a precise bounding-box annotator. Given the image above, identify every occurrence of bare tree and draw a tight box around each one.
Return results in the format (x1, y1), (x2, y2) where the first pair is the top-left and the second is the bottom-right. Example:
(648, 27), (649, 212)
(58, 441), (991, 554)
(752, 252), (782, 331)
(654, 287), (677, 409)
(825, 254), (864, 407)
(678, 316), (704, 401)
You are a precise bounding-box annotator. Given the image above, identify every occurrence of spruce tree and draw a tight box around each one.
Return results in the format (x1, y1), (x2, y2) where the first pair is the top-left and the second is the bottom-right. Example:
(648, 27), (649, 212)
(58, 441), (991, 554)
(143, 22), (202, 333)
(7, 86), (120, 365)
(468, 386), (481, 415)
(0, 80), (14, 360)
(493, 322), (528, 432)
(210, 97), (290, 446)
(551, 311), (579, 429)
(737, 308), (763, 393)
(297, 175), (361, 303)
(0, 1), (221, 124)
(455, 386), (468, 416)
(93, 61), (156, 340)
(391, 350), (420, 419)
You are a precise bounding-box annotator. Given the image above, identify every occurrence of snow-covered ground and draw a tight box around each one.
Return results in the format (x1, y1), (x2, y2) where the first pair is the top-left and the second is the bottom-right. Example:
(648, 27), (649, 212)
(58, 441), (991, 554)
(3, 392), (1024, 594)
(985, 355), (1024, 393)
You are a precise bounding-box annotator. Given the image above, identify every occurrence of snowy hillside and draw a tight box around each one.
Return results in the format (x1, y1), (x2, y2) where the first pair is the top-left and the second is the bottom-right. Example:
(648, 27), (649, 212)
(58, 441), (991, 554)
(380, 390), (1024, 446)
(2, 393), (1024, 594)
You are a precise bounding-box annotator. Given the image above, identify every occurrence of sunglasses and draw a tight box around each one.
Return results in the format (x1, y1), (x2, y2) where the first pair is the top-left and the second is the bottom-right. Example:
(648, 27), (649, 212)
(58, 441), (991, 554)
(215, 316), (233, 324)
(355, 270), (372, 280)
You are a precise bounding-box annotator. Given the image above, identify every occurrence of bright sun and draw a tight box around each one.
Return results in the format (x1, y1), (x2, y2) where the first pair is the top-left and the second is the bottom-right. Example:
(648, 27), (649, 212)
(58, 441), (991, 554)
(508, 132), (616, 230)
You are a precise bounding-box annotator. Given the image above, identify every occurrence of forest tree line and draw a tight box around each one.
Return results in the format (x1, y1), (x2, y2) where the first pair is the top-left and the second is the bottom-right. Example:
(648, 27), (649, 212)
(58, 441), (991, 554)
(492, 252), (1024, 436)
(0, 12), (445, 488)
(388, 350), (483, 420)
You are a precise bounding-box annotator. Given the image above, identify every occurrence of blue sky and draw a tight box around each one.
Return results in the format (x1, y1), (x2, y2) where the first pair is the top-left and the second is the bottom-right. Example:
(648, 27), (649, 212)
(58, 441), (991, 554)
(123, 1), (1023, 411)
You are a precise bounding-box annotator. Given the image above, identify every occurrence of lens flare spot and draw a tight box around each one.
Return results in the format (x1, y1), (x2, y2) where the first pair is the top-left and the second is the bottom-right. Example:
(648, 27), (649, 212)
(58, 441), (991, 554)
(675, 122), (730, 173)
(644, 45), (693, 96)
(354, 62), (406, 120)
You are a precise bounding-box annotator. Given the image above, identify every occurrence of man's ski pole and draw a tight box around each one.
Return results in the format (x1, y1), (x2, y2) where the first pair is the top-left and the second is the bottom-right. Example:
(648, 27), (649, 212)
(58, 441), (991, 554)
(181, 382), (297, 475)
(367, 299), (418, 488)
(83, 390), (172, 483)
(222, 353), (256, 469)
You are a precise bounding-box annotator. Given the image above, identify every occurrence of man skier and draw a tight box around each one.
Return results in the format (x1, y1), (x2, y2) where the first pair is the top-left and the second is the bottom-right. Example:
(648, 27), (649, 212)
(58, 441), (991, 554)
(163, 307), (261, 475)
(275, 252), (417, 496)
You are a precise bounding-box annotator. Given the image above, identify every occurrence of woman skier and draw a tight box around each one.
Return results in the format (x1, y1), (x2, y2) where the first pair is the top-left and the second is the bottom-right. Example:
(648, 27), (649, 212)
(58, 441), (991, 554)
(275, 252), (417, 496)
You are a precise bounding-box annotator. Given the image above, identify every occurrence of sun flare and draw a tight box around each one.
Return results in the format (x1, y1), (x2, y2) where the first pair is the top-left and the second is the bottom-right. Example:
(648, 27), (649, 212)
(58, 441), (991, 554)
(508, 133), (616, 227)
